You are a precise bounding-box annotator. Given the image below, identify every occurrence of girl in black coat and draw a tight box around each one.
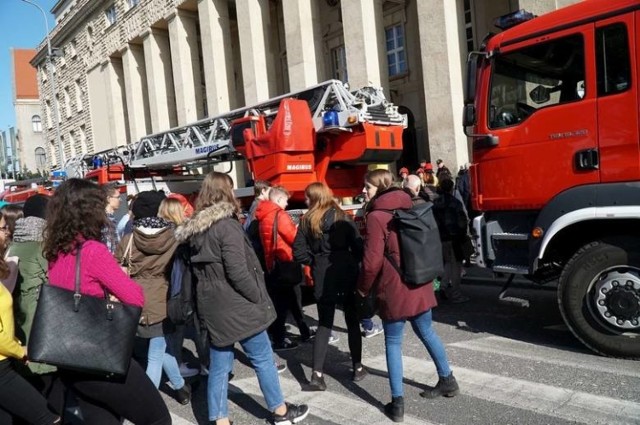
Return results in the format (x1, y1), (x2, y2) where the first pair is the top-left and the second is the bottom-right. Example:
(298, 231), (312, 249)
(293, 182), (365, 391)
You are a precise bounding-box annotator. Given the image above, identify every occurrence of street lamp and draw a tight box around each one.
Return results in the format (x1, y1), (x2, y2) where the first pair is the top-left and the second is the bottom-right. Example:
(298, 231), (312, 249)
(20, 0), (63, 169)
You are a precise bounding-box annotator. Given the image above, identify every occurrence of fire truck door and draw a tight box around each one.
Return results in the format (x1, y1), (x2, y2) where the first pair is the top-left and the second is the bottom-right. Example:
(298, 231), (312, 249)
(595, 13), (640, 182)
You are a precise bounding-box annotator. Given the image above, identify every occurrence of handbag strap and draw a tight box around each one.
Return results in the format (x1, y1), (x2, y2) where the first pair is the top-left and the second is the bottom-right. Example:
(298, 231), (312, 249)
(122, 234), (134, 265)
(73, 243), (83, 311)
(271, 210), (280, 270)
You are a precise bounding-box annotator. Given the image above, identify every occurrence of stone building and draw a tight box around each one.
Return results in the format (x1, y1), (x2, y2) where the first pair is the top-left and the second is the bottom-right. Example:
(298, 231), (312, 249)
(32, 0), (579, 173)
(11, 48), (46, 174)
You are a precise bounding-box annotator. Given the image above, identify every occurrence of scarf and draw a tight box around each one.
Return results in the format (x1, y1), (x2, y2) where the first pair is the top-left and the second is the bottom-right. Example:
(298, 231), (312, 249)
(133, 216), (172, 229)
(12, 217), (46, 243)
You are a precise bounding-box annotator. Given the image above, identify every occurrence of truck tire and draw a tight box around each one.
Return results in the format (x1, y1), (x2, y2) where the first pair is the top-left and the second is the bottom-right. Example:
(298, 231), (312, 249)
(558, 239), (640, 359)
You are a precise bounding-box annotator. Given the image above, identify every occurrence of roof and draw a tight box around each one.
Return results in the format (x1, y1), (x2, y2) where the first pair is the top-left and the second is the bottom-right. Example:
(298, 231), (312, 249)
(491, 0), (640, 50)
(12, 49), (39, 100)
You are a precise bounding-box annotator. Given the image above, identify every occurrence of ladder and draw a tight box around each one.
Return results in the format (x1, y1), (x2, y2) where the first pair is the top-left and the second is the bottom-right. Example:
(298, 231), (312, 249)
(63, 80), (405, 176)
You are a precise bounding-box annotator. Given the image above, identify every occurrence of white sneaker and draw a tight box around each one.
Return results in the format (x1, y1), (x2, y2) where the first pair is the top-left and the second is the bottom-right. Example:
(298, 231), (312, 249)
(200, 365), (209, 376)
(179, 363), (199, 378)
(363, 323), (384, 338)
(328, 332), (340, 345)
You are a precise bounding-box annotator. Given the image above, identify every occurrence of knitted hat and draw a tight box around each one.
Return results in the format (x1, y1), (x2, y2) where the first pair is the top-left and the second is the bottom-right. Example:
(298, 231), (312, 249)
(132, 191), (166, 219)
(23, 194), (50, 219)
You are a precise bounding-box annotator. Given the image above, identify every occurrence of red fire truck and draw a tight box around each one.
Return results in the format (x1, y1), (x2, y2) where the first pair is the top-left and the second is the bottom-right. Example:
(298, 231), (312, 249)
(464, 0), (640, 358)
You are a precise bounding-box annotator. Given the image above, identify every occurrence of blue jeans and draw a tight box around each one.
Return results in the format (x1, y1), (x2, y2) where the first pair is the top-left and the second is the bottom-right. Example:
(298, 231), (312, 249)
(208, 330), (284, 421)
(147, 335), (185, 390)
(382, 309), (452, 397)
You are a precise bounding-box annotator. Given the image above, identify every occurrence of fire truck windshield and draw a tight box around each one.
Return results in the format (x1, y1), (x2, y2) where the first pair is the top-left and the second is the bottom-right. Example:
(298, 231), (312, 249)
(488, 33), (585, 129)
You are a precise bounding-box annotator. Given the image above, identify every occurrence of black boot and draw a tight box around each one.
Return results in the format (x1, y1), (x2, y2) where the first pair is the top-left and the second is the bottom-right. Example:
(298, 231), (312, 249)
(307, 372), (327, 391)
(384, 396), (404, 422)
(175, 382), (192, 405)
(420, 373), (459, 398)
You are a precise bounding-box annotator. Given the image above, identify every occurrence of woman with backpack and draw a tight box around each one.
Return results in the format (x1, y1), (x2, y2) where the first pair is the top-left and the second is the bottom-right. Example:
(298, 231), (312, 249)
(357, 169), (459, 423)
(293, 182), (365, 391)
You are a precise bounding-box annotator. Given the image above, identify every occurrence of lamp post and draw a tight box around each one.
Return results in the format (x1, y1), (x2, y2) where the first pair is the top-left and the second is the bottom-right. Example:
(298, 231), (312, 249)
(20, 0), (63, 169)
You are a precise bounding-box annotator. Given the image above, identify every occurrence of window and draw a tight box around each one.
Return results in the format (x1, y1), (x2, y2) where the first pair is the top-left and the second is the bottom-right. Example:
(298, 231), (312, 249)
(75, 79), (83, 111)
(386, 24), (407, 77)
(79, 125), (87, 153)
(35, 147), (46, 170)
(464, 0), (474, 52)
(32, 115), (42, 133)
(68, 131), (76, 157)
(69, 39), (77, 58)
(105, 5), (117, 26)
(127, 0), (140, 9)
(488, 34), (585, 129)
(331, 45), (348, 82)
(64, 87), (72, 118)
(45, 101), (52, 129)
(596, 24), (631, 96)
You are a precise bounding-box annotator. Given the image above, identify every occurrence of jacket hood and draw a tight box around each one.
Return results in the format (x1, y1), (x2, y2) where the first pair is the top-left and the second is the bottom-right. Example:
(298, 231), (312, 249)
(254, 200), (282, 222)
(175, 201), (237, 243)
(370, 187), (413, 211)
(133, 226), (175, 255)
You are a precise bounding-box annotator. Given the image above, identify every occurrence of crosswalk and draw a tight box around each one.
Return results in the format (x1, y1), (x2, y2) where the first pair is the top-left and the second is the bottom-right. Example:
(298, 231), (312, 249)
(164, 334), (640, 425)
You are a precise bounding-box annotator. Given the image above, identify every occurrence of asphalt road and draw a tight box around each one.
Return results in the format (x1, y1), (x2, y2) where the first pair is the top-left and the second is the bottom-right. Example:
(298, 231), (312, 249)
(160, 269), (640, 425)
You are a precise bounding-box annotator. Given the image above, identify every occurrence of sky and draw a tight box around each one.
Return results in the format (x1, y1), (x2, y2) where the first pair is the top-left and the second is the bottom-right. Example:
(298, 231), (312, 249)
(0, 0), (57, 132)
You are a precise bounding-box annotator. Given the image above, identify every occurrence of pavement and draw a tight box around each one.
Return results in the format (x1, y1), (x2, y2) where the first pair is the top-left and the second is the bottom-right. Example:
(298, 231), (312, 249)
(158, 268), (640, 425)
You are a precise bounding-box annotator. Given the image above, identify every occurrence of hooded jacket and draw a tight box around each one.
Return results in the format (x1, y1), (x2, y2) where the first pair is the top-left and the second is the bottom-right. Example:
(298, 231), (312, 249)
(116, 225), (178, 326)
(8, 217), (56, 374)
(293, 208), (363, 301)
(358, 188), (437, 321)
(254, 200), (297, 273)
(175, 201), (276, 347)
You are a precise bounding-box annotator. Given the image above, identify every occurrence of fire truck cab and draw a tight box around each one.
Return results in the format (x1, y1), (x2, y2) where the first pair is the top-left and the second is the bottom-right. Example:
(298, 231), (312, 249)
(464, 0), (640, 358)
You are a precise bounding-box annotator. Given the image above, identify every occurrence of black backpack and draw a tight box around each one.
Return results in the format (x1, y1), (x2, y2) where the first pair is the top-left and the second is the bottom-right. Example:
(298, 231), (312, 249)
(167, 244), (194, 325)
(383, 202), (444, 285)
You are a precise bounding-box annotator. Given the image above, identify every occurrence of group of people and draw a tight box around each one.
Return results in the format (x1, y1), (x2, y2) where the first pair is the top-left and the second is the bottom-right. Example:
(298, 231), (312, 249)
(0, 165), (464, 424)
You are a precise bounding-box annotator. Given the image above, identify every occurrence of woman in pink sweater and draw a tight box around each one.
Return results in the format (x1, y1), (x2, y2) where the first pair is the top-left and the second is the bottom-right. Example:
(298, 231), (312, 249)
(43, 178), (170, 425)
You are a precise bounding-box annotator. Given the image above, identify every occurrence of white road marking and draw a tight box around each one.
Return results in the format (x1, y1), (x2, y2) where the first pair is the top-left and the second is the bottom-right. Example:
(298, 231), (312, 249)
(170, 412), (196, 425)
(448, 336), (640, 378)
(365, 354), (640, 425)
(229, 374), (437, 425)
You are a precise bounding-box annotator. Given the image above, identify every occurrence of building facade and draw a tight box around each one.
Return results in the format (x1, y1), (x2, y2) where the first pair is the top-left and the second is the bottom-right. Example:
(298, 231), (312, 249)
(12, 48), (46, 175)
(32, 0), (579, 174)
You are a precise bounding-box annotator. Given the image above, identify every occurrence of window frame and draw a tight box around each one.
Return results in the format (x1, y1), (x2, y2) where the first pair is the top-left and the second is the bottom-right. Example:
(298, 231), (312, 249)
(331, 44), (348, 83)
(385, 23), (408, 78)
(31, 115), (42, 133)
(105, 5), (117, 27)
(595, 23), (631, 97)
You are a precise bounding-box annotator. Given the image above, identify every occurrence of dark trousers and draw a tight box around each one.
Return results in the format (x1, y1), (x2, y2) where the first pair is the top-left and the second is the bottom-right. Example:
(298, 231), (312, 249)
(0, 359), (58, 425)
(268, 284), (310, 344)
(313, 293), (362, 372)
(59, 359), (171, 425)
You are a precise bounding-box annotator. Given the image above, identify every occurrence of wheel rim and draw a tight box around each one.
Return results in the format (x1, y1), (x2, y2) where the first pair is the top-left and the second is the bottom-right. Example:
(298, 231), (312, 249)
(589, 267), (640, 331)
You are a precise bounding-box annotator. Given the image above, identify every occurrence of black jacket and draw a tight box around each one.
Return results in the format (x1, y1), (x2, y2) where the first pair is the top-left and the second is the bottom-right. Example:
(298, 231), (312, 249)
(175, 201), (276, 347)
(293, 208), (363, 302)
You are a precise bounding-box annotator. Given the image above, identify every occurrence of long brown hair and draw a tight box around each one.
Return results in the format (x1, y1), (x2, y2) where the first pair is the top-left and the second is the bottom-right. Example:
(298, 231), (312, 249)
(1, 204), (24, 246)
(302, 182), (345, 238)
(195, 171), (239, 214)
(365, 169), (394, 191)
(43, 178), (108, 261)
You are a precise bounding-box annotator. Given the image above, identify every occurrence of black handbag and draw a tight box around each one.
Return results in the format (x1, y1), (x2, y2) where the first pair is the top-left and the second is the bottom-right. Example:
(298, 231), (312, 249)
(29, 244), (142, 376)
(269, 211), (303, 286)
(355, 285), (378, 320)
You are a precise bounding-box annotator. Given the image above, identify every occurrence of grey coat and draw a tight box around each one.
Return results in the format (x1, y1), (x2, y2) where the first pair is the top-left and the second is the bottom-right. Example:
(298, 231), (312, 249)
(175, 201), (276, 347)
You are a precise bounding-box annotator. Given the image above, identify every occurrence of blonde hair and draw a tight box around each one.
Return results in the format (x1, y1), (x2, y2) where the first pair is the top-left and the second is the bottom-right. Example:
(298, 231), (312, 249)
(365, 169), (394, 191)
(302, 182), (345, 238)
(159, 198), (185, 225)
(195, 171), (239, 214)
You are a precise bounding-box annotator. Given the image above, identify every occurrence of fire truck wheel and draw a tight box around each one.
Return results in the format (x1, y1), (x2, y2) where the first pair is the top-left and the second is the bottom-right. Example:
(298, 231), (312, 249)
(558, 239), (640, 359)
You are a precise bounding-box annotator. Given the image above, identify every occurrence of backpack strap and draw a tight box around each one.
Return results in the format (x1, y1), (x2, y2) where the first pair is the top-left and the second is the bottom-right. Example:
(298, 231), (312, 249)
(376, 209), (404, 279)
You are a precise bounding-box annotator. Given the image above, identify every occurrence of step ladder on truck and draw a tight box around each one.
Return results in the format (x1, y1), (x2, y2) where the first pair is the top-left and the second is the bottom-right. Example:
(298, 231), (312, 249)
(64, 79), (407, 224)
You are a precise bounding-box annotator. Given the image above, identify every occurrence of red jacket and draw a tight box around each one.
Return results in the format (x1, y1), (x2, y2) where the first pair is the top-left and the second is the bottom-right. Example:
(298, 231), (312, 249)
(255, 200), (297, 272)
(358, 188), (437, 321)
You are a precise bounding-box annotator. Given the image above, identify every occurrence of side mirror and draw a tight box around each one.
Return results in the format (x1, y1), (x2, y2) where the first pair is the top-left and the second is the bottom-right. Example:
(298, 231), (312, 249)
(529, 85), (551, 104)
(463, 104), (476, 127)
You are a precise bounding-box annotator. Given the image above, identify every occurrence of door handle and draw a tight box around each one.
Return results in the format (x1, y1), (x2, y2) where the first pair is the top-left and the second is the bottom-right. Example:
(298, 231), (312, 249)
(575, 149), (599, 170)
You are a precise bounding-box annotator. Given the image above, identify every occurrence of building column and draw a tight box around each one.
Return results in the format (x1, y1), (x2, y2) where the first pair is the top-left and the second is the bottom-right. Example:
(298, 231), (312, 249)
(282, 0), (321, 91)
(168, 10), (204, 124)
(122, 44), (151, 141)
(341, 0), (387, 91)
(198, 0), (237, 114)
(104, 58), (129, 146)
(417, 0), (467, 170)
(235, 0), (274, 103)
(143, 29), (177, 132)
